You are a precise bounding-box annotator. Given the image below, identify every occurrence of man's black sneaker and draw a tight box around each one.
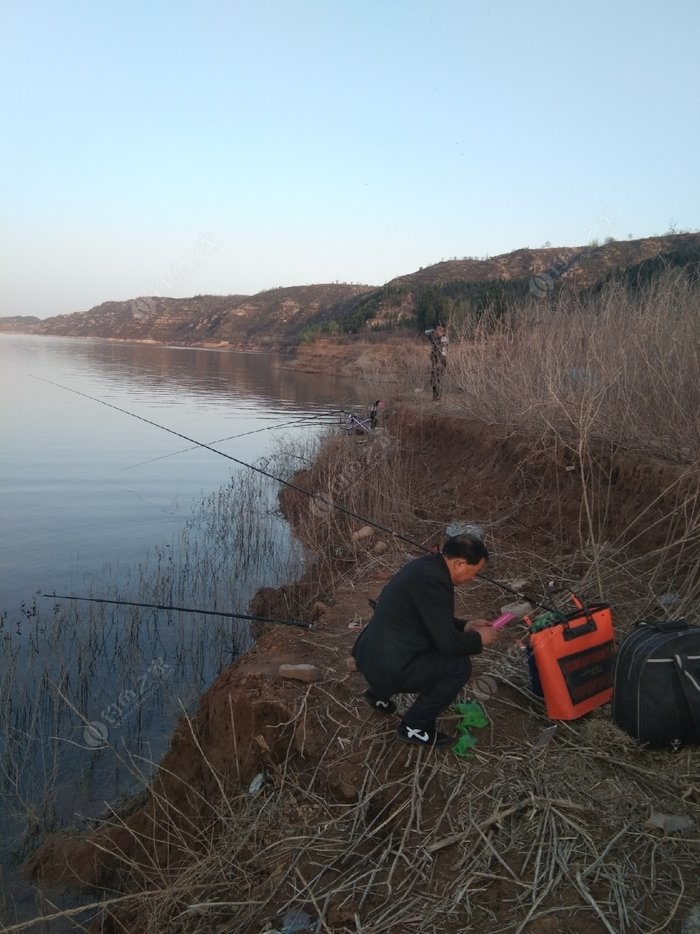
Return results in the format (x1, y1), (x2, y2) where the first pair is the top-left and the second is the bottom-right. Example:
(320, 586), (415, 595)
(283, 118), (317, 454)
(395, 722), (453, 747)
(363, 690), (397, 716)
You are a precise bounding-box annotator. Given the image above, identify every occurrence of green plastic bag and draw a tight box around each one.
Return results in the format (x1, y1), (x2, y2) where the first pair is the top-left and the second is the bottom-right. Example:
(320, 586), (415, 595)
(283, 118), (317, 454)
(452, 700), (488, 757)
(453, 732), (479, 756)
(453, 700), (488, 729)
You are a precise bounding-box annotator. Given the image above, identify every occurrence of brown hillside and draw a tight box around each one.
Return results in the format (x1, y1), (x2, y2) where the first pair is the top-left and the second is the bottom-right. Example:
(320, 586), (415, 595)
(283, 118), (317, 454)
(28, 284), (374, 349)
(4, 232), (698, 348)
(0, 315), (41, 332)
(390, 233), (700, 289)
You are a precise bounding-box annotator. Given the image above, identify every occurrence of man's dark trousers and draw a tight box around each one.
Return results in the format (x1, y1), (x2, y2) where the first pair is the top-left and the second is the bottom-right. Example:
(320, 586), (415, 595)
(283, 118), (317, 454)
(370, 653), (472, 730)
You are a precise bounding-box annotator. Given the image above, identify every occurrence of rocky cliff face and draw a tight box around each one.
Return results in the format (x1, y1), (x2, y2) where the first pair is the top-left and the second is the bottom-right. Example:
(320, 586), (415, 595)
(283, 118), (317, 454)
(27, 285), (374, 349)
(0, 315), (40, 332)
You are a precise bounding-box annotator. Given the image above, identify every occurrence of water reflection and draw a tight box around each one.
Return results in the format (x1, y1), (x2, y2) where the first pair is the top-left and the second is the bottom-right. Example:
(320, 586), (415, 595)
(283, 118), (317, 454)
(0, 335), (364, 619)
(43, 336), (358, 410)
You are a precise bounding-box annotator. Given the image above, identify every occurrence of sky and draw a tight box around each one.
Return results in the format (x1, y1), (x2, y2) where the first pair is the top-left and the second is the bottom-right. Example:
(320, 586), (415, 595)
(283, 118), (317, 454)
(2, 0), (698, 318)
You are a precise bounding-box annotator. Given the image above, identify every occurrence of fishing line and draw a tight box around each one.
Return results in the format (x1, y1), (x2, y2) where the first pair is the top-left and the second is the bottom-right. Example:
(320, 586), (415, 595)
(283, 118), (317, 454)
(44, 593), (313, 629)
(32, 376), (558, 613)
(121, 410), (345, 472)
(31, 376), (422, 549)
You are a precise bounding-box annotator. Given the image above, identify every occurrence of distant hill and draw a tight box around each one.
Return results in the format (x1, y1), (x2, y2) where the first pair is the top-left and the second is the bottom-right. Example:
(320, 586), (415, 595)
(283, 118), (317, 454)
(0, 315), (40, 332)
(325, 233), (700, 334)
(2, 233), (698, 347)
(390, 235), (700, 289)
(14, 285), (374, 350)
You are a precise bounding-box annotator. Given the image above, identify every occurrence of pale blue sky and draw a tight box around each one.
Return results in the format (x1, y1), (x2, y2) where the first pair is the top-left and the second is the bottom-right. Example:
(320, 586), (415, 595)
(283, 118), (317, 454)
(2, 0), (698, 318)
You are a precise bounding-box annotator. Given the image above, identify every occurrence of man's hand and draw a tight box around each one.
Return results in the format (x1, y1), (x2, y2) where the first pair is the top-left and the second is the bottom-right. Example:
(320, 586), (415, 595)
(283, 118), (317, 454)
(465, 620), (500, 648)
(464, 619), (489, 630)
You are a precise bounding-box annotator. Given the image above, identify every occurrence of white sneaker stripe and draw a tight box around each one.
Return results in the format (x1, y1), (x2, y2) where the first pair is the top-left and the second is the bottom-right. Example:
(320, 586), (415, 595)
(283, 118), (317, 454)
(406, 727), (429, 742)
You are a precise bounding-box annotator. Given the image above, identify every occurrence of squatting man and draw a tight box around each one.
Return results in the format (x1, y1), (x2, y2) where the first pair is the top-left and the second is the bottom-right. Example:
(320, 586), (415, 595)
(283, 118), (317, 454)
(352, 534), (500, 747)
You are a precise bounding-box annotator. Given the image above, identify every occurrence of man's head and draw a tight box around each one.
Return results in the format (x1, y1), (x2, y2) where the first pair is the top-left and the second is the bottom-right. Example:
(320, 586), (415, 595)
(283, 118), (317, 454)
(441, 534), (488, 584)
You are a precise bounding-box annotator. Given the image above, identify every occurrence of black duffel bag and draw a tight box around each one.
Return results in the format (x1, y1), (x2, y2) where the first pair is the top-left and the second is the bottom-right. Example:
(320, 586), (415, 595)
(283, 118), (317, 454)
(612, 619), (700, 748)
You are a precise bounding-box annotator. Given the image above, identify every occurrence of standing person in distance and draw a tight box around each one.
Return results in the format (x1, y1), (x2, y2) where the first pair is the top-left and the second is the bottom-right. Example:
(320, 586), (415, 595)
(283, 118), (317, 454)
(351, 534), (500, 747)
(425, 323), (448, 400)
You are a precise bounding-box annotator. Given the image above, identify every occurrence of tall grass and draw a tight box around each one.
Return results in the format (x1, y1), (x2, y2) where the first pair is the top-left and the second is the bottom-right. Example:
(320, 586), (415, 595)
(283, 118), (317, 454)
(444, 270), (700, 619)
(446, 269), (700, 463)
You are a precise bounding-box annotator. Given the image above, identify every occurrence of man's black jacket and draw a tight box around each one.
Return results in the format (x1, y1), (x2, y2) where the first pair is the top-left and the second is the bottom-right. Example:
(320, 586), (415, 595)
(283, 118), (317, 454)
(351, 552), (483, 695)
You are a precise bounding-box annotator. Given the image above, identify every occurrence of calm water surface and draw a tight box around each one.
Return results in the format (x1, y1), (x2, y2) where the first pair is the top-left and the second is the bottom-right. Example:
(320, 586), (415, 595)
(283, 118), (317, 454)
(0, 334), (362, 618)
(0, 334), (365, 924)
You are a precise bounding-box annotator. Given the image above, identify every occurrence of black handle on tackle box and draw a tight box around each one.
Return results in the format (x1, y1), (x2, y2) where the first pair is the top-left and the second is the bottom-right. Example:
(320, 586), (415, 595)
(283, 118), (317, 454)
(562, 617), (597, 641)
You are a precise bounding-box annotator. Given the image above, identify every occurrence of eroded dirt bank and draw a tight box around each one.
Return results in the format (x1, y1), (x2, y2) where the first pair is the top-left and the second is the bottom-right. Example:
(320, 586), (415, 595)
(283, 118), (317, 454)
(24, 406), (700, 933)
(286, 335), (419, 378)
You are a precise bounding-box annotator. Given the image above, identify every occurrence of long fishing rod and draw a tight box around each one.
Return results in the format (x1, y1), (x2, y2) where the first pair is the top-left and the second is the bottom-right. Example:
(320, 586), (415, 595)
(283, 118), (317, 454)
(121, 410), (345, 472)
(33, 376), (558, 614)
(44, 593), (313, 629)
(31, 376), (428, 552)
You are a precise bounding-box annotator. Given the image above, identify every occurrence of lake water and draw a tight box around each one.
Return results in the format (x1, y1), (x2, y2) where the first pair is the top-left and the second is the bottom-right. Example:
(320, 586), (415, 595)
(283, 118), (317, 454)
(0, 334), (365, 925)
(0, 335), (366, 618)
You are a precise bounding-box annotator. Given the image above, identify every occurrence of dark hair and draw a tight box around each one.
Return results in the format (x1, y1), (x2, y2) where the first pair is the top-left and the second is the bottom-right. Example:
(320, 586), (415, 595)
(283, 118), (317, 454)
(442, 534), (488, 565)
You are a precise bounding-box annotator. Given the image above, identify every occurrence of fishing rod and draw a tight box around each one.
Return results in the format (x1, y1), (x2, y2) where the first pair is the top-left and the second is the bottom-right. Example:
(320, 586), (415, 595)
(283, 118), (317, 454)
(44, 593), (313, 629)
(476, 576), (562, 617)
(31, 376), (428, 552)
(121, 410), (345, 472)
(33, 376), (559, 615)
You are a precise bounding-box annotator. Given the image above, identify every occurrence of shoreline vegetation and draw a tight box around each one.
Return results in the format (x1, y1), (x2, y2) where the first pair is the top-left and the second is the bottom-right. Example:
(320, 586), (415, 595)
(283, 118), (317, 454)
(6, 270), (700, 931)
